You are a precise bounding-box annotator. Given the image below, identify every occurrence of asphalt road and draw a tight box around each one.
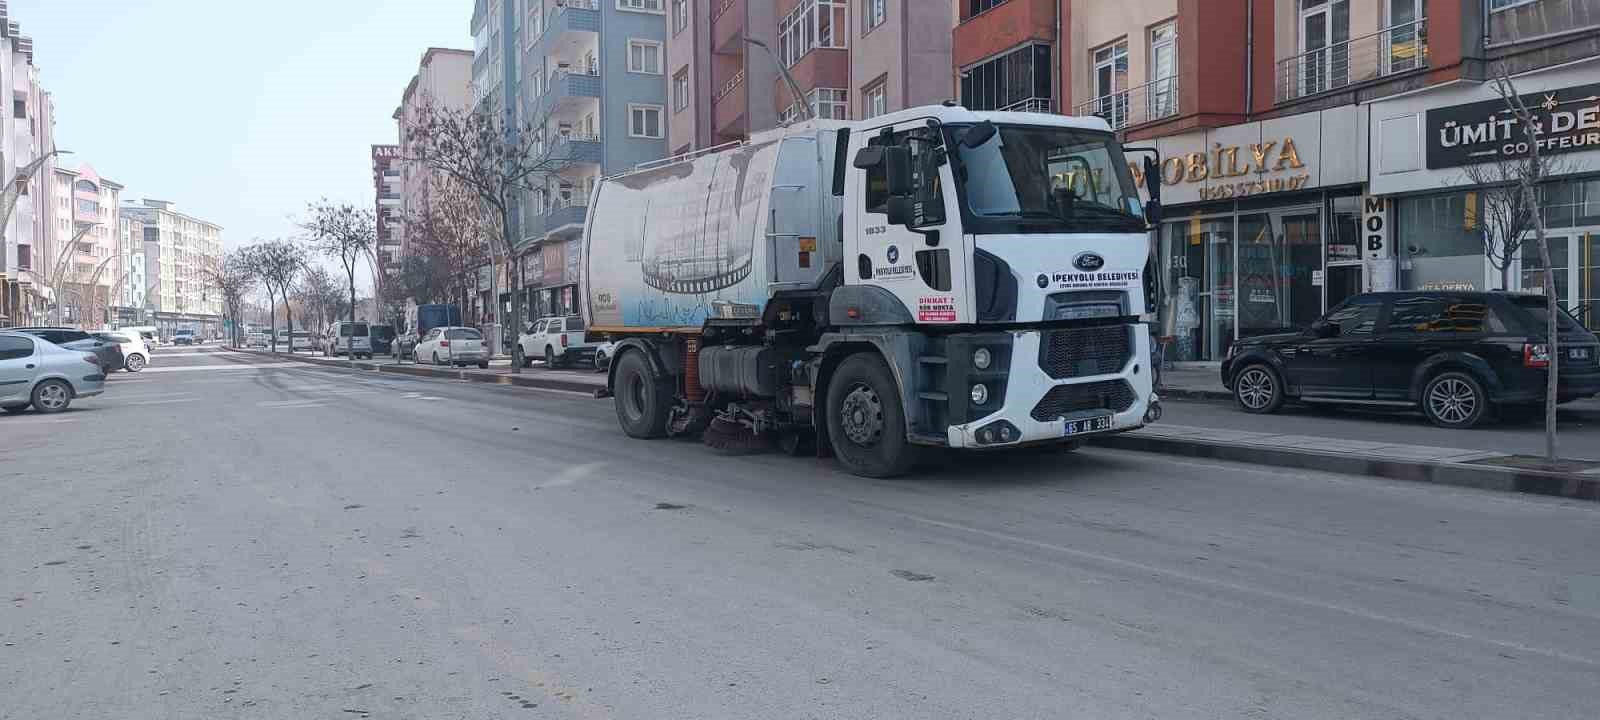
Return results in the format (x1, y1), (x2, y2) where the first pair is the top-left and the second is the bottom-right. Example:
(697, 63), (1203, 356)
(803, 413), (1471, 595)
(3, 346), (1597, 719)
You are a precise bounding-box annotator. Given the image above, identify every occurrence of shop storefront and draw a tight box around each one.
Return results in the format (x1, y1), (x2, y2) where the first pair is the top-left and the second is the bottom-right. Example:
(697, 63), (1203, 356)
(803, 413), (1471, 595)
(521, 239), (582, 321)
(1368, 59), (1600, 327)
(1146, 106), (1369, 361)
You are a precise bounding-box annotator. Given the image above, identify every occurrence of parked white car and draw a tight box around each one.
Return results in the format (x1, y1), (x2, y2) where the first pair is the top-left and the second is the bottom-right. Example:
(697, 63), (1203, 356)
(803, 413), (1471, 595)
(276, 330), (316, 352)
(415, 326), (490, 368)
(0, 330), (106, 414)
(323, 321), (373, 358)
(93, 329), (151, 372)
(518, 315), (598, 368)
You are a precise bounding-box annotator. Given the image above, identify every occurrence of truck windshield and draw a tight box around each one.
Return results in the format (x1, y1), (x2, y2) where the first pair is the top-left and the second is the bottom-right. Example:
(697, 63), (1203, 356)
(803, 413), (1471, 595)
(951, 124), (1145, 234)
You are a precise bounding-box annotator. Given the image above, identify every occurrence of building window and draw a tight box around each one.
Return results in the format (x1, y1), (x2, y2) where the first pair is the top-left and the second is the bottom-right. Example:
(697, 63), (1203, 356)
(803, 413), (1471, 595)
(965, 0), (1008, 19)
(778, 0), (848, 68)
(673, 0), (688, 34)
(673, 67), (690, 112)
(1092, 40), (1130, 128)
(959, 42), (1052, 112)
(862, 79), (888, 119)
(628, 104), (664, 138)
(863, 0), (886, 31)
(619, 0), (663, 12)
(1148, 21), (1177, 120)
(1296, 0), (1350, 97)
(811, 88), (847, 119)
(628, 40), (663, 74)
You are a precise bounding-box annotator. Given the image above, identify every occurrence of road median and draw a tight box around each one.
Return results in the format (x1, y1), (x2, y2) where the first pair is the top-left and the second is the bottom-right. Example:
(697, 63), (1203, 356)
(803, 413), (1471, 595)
(231, 348), (606, 394)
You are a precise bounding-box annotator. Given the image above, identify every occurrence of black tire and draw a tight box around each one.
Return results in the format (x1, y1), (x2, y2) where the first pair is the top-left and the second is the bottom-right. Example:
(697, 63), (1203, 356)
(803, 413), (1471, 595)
(432, 352), (442, 366)
(477, 361), (489, 369)
(613, 349), (672, 439)
(1232, 363), (1285, 414)
(125, 353), (146, 373)
(31, 379), (72, 414)
(1422, 371), (1488, 429)
(545, 346), (559, 369)
(825, 354), (919, 478)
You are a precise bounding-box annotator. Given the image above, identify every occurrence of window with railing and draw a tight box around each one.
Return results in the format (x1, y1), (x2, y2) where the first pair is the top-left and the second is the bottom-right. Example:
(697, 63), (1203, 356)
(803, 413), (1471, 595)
(783, 87), (848, 123)
(1091, 40), (1130, 128)
(1276, 0), (1428, 102)
(962, 0), (1008, 22)
(778, 0), (847, 68)
(959, 42), (1052, 112)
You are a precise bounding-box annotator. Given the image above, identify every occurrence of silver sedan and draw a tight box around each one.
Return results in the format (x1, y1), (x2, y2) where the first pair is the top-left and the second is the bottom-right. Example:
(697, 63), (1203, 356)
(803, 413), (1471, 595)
(0, 330), (107, 414)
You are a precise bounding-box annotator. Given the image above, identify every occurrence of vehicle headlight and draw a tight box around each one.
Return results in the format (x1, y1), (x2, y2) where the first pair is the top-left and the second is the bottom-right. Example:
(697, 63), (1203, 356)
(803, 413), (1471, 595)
(973, 347), (992, 370)
(970, 383), (989, 405)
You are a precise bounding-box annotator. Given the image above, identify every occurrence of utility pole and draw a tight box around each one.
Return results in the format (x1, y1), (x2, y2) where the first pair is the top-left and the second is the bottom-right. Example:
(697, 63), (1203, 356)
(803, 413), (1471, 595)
(744, 37), (812, 121)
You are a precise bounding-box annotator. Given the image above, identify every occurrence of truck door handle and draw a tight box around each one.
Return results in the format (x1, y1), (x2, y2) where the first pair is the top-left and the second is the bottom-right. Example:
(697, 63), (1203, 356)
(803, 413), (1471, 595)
(26, 364), (35, 369)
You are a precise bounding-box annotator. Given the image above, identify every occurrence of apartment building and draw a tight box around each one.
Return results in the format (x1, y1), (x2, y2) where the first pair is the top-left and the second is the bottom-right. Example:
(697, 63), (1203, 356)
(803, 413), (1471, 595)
(122, 200), (224, 337)
(372, 144), (401, 283)
(50, 165), (123, 327)
(117, 214), (147, 322)
(0, 8), (53, 327)
(395, 47), (474, 262)
(667, 0), (953, 153)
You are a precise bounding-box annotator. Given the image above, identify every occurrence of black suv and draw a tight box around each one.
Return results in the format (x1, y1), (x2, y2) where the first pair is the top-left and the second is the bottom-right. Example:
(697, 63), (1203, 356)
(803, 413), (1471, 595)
(1221, 292), (1600, 428)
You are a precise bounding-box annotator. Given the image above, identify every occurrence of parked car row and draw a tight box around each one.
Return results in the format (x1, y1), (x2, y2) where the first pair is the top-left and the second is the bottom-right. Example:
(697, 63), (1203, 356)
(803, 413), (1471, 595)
(1222, 291), (1600, 428)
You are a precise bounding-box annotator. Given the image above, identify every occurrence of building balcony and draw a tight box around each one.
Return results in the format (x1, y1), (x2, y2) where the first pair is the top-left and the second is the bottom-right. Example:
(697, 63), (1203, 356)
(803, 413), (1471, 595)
(534, 0), (600, 56)
(1489, 0), (1600, 46)
(953, 0), (1054, 70)
(534, 68), (602, 119)
(1275, 18), (1427, 104)
(775, 48), (848, 116)
(541, 133), (602, 167)
(1072, 76), (1179, 131)
(712, 69), (747, 138)
(543, 196), (590, 240)
(711, 0), (745, 56)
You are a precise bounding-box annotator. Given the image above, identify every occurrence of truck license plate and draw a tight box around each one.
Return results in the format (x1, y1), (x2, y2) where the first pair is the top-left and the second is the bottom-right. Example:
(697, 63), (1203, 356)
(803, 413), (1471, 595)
(1064, 415), (1113, 436)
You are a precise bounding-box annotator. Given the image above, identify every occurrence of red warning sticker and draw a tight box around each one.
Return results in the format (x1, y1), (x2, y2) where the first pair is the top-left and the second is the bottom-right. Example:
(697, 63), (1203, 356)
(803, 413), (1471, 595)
(917, 296), (957, 323)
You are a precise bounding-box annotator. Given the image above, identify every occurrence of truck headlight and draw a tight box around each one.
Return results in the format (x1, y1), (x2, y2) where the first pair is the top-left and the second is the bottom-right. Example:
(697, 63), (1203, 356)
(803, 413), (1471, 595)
(973, 347), (992, 370)
(970, 383), (989, 405)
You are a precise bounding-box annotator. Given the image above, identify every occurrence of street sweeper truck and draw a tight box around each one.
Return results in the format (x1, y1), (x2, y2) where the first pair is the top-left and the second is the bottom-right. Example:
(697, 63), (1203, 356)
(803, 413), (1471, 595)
(584, 104), (1163, 477)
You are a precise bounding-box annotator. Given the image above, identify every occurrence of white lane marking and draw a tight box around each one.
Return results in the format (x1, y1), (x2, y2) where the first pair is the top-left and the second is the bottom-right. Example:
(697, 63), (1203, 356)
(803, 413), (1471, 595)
(112, 392), (197, 401)
(128, 398), (200, 406)
(142, 364), (290, 373)
(5, 418), (76, 425)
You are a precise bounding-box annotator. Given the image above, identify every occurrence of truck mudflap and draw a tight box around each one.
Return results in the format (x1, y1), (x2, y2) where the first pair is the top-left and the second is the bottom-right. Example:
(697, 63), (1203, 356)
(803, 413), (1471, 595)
(944, 327), (1153, 449)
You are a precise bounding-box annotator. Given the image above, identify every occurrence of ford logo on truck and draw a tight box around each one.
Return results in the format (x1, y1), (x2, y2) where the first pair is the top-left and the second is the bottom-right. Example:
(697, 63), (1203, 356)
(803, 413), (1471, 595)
(1073, 252), (1106, 272)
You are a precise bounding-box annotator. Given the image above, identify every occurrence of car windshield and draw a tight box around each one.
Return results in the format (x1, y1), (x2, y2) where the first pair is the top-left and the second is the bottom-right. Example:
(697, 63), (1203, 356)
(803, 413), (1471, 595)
(950, 124), (1145, 234)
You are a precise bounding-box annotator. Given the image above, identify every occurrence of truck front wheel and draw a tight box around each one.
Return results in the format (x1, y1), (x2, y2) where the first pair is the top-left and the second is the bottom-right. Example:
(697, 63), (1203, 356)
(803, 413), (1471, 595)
(826, 354), (918, 478)
(614, 349), (671, 439)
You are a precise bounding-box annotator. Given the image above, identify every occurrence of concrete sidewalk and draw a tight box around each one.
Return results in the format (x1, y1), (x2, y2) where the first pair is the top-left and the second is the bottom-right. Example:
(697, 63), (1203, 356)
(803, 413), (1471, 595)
(238, 347), (608, 394)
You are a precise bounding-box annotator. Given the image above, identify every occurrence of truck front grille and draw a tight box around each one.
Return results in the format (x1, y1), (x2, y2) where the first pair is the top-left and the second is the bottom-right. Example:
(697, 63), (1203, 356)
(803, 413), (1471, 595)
(1038, 325), (1132, 379)
(1030, 380), (1136, 421)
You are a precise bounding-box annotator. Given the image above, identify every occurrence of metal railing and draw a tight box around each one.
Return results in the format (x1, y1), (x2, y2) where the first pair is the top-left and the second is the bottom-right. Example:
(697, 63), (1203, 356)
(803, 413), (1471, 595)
(714, 69), (745, 103)
(997, 97), (1055, 114)
(1275, 18), (1427, 103)
(1072, 75), (1180, 129)
(1489, 0), (1600, 46)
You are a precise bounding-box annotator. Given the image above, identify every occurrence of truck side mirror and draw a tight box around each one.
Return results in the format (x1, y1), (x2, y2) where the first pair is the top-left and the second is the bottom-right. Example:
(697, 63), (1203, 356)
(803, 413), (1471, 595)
(852, 146), (884, 169)
(1142, 156), (1163, 225)
(884, 145), (912, 198)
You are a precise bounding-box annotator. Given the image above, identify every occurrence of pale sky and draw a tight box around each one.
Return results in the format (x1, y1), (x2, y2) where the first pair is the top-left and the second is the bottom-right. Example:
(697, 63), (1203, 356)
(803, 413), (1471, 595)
(13, 0), (473, 291)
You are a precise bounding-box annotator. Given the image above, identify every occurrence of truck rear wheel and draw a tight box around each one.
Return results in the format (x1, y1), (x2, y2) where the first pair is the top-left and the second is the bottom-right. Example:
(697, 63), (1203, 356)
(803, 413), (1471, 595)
(614, 349), (671, 439)
(825, 354), (918, 478)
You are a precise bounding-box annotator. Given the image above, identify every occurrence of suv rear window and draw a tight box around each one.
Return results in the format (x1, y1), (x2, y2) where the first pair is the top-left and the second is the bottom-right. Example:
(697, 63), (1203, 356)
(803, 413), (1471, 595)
(1508, 295), (1582, 333)
(565, 317), (585, 330)
(340, 324), (370, 336)
(447, 328), (483, 340)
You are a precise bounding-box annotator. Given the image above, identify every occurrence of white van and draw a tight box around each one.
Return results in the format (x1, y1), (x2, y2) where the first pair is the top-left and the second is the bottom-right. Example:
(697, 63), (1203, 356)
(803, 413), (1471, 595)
(323, 321), (372, 358)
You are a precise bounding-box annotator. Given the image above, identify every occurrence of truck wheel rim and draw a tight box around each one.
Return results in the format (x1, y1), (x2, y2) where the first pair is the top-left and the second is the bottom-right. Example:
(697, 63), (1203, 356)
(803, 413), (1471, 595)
(1428, 379), (1475, 424)
(38, 383), (67, 409)
(1237, 368), (1274, 410)
(840, 384), (884, 447)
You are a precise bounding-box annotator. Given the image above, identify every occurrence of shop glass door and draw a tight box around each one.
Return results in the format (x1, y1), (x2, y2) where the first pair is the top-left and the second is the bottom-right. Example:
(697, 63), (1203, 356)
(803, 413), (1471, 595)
(1237, 209), (1323, 338)
(1325, 264), (1363, 309)
(1163, 218), (1234, 361)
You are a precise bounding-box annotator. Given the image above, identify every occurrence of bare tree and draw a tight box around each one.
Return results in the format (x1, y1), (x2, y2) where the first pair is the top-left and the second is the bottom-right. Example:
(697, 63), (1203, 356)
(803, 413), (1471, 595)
(1487, 65), (1561, 464)
(403, 100), (547, 372)
(248, 240), (308, 353)
(294, 264), (342, 339)
(198, 249), (258, 347)
(1460, 152), (1567, 291)
(403, 174), (490, 315)
(302, 200), (376, 358)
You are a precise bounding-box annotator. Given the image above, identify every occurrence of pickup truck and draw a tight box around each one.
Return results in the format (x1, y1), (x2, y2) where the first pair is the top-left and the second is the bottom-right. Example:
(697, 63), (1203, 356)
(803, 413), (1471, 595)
(517, 315), (598, 368)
